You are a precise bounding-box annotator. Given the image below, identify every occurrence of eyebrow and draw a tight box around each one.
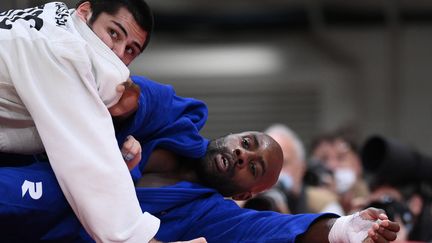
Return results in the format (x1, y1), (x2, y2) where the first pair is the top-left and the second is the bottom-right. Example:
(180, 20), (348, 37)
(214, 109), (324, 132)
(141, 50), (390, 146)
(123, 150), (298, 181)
(112, 21), (143, 51)
(251, 134), (267, 176)
(113, 21), (127, 37)
(258, 158), (266, 177)
(251, 134), (259, 148)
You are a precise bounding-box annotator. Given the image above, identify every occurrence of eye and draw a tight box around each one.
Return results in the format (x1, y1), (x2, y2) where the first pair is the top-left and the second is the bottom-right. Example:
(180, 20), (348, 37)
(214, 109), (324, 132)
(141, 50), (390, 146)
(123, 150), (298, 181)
(249, 162), (257, 176)
(125, 46), (135, 55)
(109, 29), (118, 39)
(242, 137), (250, 149)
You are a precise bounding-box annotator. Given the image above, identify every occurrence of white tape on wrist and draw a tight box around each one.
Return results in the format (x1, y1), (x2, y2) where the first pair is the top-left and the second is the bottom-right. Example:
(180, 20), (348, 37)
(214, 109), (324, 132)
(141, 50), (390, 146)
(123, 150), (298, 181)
(328, 212), (375, 243)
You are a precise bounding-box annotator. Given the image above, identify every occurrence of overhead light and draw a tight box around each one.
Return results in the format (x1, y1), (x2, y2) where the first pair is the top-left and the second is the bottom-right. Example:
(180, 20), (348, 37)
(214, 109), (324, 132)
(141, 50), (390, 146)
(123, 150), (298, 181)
(131, 45), (284, 78)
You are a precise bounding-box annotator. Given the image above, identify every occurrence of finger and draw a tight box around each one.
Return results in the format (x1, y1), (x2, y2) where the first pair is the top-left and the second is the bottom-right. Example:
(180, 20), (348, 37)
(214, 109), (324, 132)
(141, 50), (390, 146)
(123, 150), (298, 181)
(377, 225), (398, 241)
(378, 213), (388, 221)
(381, 220), (400, 233)
(130, 149), (140, 158)
(122, 152), (134, 161)
(121, 80), (141, 96)
(364, 234), (387, 243)
(362, 207), (385, 220)
(121, 136), (136, 161)
(122, 136), (135, 150)
(126, 153), (140, 170)
(129, 141), (141, 156)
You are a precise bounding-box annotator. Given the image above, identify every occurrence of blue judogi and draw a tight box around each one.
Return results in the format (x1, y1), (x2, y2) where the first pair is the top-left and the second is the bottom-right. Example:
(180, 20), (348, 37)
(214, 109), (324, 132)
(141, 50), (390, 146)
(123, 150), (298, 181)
(0, 75), (336, 242)
(0, 75), (211, 241)
(119, 76), (209, 182)
(0, 162), (335, 242)
(140, 182), (335, 243)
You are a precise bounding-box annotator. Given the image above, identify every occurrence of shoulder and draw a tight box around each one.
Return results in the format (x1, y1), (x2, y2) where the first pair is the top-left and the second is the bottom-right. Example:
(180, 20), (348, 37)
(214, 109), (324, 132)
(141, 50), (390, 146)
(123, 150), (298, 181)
(306, 186), (339, 213)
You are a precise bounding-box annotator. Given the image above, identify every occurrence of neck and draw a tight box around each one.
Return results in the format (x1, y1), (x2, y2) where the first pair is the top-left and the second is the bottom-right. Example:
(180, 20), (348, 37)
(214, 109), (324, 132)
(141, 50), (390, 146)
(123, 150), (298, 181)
(137, 149), (201, 187)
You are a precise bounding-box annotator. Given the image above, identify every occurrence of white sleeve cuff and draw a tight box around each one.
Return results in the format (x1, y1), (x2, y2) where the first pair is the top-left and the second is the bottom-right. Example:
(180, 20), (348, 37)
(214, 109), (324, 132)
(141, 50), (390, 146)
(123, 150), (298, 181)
(141, 212), (161, 242)
(113, 212), (160, 243)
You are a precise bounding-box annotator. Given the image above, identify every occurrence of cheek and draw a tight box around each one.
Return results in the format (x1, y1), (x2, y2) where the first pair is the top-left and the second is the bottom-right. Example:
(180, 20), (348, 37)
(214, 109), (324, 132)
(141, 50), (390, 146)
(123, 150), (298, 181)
(232, 171), (254, 189)
(94, 31), (113, 49)
(101, 36), (114, 49)
(123, 56), (132, 66)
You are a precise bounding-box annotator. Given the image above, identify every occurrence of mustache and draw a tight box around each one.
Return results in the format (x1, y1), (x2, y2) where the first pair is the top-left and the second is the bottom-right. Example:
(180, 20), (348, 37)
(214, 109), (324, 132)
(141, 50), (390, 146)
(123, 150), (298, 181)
(207, 137), (224, 154)
(208, 141), (236, 177)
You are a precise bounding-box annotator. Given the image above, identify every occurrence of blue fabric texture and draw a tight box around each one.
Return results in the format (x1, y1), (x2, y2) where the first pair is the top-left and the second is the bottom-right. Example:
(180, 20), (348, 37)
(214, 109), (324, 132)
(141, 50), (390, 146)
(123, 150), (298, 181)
(0, 76), (337, 242)
(0, 162), (335, 242)
(0, 75), (210, 241)
(120, 76), (209, 181)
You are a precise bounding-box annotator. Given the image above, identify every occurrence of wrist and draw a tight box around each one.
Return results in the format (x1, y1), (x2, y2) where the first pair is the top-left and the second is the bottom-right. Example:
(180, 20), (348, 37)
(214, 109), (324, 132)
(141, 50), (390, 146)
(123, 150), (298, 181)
(328, 212), (374, 243)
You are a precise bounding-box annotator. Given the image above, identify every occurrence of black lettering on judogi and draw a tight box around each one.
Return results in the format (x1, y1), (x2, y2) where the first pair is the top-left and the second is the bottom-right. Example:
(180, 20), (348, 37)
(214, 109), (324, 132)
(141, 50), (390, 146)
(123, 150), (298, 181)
(54, 2), (69, 27)
(0, 5), (44, 30)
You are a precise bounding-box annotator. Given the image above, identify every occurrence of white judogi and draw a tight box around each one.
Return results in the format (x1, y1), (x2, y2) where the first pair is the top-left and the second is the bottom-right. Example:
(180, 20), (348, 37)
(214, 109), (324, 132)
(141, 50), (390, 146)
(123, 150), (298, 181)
(0, 2), (159, 242)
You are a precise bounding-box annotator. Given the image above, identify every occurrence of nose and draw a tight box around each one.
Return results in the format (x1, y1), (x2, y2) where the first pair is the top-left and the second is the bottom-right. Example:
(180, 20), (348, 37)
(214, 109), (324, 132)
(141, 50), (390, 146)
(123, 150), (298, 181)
(234, 148), (255, 168)
(112, 44), (126, 62)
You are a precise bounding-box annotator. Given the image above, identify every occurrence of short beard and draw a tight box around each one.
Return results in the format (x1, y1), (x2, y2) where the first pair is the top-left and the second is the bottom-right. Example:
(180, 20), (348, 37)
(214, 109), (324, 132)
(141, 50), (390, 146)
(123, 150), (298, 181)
(195, 137), (240, 197)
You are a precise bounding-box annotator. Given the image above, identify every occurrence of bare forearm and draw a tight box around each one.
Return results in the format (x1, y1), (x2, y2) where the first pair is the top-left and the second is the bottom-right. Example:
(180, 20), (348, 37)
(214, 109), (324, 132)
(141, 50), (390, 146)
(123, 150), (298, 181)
(298, 208), (400, 243)
(296, 217), (336, 243)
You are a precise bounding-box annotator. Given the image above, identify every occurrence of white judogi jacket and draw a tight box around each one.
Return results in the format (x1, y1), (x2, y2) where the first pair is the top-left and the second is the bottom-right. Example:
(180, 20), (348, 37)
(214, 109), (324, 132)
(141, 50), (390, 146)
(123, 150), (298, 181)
(0, 2), (159, 242)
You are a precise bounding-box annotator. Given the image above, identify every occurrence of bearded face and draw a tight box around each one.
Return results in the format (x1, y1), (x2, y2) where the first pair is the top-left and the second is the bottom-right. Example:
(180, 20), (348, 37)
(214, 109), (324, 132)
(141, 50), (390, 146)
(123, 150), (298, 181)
(196, 137), (243, 197)
(195, 132), (284, 199)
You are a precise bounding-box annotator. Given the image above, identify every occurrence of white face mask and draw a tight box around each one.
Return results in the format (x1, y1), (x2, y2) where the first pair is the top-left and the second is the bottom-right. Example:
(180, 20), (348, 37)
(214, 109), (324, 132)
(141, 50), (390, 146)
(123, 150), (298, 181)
(334, 168), (356, 193)
(278, 172), (294, 192)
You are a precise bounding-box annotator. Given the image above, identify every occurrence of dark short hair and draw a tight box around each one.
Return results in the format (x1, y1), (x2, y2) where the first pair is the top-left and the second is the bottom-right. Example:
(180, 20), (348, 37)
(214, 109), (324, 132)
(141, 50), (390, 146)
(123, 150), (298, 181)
(76, 0), (154, 51)
(310, 130), (359, 155)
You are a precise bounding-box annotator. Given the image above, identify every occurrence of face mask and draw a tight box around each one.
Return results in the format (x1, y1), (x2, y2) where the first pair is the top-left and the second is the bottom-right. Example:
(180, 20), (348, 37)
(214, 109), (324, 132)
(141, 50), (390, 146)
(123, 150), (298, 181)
(278, 172), (294, 192)
(334, 168), (356, 193)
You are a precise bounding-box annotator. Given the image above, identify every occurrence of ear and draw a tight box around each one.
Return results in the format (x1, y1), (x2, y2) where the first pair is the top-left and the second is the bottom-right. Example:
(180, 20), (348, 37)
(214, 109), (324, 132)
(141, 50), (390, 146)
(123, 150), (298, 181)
(75, 1), (93, 22)
(232, 192), (252, 201)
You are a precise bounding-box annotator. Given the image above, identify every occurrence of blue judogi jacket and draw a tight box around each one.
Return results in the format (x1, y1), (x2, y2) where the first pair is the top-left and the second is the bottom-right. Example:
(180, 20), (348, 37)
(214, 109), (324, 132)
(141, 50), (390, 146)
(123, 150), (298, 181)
(0, 75), (336, 241)
(118, 75), (209, 181)
(0, 162), (335, 243)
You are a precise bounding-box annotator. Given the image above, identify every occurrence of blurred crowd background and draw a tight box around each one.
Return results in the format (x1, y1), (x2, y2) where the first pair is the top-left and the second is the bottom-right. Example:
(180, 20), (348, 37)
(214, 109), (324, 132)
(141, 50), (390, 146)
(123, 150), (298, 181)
(2, 0), (432, 242)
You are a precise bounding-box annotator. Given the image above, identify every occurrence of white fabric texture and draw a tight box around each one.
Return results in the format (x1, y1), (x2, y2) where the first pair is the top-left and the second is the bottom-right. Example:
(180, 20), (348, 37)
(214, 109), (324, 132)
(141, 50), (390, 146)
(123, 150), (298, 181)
(0, 2), (159, 242)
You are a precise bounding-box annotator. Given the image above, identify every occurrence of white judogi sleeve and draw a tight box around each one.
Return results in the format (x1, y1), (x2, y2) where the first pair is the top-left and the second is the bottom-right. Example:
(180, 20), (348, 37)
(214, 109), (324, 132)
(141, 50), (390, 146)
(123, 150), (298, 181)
(0, 2), (159, 242)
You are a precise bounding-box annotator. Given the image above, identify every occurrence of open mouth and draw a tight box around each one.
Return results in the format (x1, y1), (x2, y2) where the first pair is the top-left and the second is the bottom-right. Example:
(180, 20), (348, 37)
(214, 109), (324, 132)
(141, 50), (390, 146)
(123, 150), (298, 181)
(215, 153), (230, 173)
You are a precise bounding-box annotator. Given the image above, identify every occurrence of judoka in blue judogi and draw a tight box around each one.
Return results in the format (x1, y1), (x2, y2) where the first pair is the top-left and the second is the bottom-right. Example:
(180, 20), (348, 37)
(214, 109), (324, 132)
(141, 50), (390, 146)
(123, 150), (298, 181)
(0, 76), (399, 243)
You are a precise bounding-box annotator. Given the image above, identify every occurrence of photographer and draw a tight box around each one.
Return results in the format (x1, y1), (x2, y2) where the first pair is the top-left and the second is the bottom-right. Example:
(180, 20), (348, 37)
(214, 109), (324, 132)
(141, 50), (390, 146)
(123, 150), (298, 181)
(362, 135), (432, 242)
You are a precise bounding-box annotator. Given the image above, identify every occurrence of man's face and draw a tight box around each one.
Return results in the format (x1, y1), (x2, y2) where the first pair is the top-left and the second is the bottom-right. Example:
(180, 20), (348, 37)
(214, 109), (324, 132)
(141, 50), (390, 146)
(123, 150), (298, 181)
(88, 7), (148, 65)
(196, 131), (283, 199)
(312, 139), (361, 175)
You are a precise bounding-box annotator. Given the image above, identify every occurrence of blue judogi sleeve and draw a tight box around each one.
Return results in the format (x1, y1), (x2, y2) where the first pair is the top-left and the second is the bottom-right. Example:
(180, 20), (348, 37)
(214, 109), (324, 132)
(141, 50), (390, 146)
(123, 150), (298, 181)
(135, 182), (338, 243)
(116, 76), (209, 182)
(0, 164), (338, 243)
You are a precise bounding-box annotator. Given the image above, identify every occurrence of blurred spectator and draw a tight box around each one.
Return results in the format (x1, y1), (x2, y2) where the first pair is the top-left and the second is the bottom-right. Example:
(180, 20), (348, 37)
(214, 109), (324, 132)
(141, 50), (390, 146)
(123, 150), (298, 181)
(303, 158), (336, 193)
(365, 185), (415, 242)
(361, 135), (432, 242)
(244, 124), (343, 215)
(243, 188), (290, 214)
(310, 128), (369, 214)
